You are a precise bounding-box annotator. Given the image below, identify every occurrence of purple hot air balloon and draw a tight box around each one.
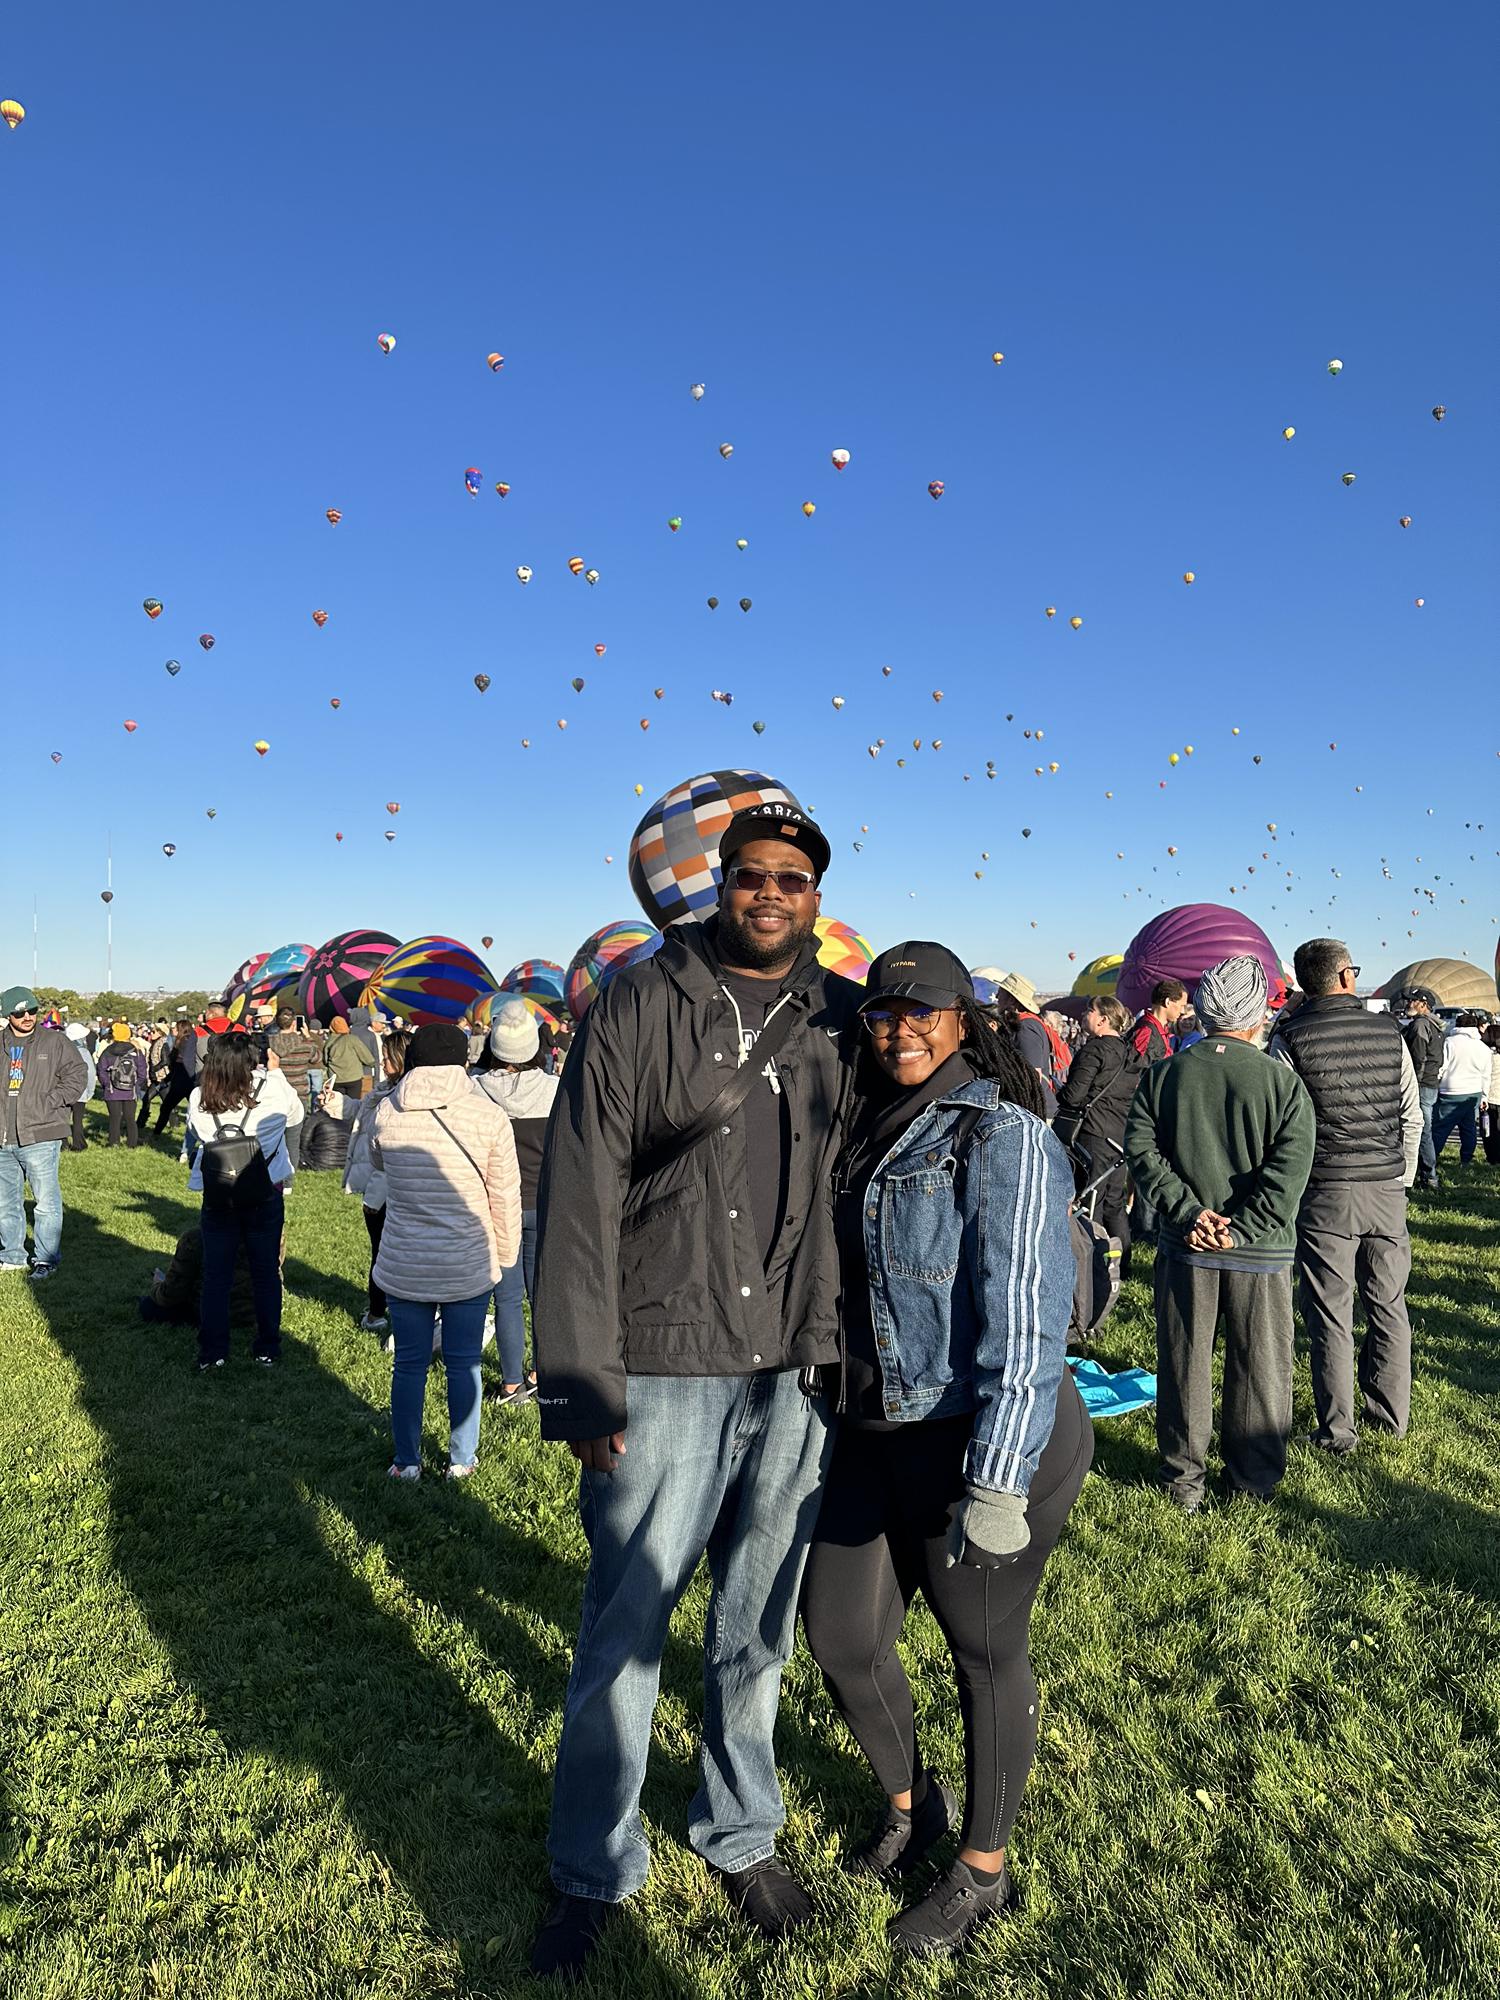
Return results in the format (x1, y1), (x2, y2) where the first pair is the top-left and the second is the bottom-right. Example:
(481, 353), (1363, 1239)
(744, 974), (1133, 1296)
(1117, 903), (1281, 1016)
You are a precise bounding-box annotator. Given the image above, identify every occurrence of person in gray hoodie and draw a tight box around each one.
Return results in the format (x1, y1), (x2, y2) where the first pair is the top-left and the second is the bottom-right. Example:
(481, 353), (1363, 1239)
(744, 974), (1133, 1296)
(474, 998), (559, 1404)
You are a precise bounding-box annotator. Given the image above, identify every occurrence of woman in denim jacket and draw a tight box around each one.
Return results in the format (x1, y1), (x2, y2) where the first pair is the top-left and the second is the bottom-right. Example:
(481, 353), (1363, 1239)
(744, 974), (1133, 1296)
(802, 942), (1091, 1961)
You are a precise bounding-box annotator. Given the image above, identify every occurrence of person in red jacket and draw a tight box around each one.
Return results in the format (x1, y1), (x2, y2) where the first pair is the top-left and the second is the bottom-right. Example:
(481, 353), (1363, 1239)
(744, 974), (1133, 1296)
(1133, 980), (1189, 1063)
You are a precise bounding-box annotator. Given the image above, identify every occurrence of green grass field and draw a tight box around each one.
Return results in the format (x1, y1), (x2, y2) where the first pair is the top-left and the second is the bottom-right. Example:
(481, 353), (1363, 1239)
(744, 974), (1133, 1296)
(2, 1119), (1497, 1999)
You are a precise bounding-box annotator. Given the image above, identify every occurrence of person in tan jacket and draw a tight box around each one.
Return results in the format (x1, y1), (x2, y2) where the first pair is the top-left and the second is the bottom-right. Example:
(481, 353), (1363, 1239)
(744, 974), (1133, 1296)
(369, 1023), (521, 1479)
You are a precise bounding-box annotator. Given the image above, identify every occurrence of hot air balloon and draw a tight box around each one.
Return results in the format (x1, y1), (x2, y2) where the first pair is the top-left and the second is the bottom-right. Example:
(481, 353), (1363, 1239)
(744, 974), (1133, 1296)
(1183, 571), (1196, 585)
(690, 383), (705, 400)
(1282, 427), (1295, 440)
(753, 720), (766, 734)
(207, 808), (217, 818)
(1021, 828), (1031, 839)
(383, 801), (400, 816)
(668, 516), (682, 532)
(1169, 753), (1180, 767)
(585, 569), (599, 585)
(739, 598), (752, 612)
(500, 958), (567, 1003)
(736, 538), (748, 551)
(487, 352), (505, 372)
(882, 664), (893, 676)
(377, 333), (396, 354)
(123, 720), (138, 733)
(707, 597), (719, 610)
(199, 634), (214, 650)
(326, 508), (342, 524)
(221, 952), (272, 1003)
(565, 919), (661, 1021)
(831, 696), (845, 710)
(329, 697), (341, 709)
(1327, 358), (1343, 376)
(165, 660), (181, 676)
(1431, 405), (1446, 421)
(0, 101), (24, 130)
(515, 565), (532, 585)
(1071, 953), (1124, 1000)
(253, 740), (269, 756)
(162, 844), (176, 857)
(568, 557), (585, 576)
(1342, 472), (1357, 486)
(1376, 957), (1499, 1012)
(932, 691), (944, 704)
(100, 890), (113, 904)
(143, 598), (163, 620)
(297, 930), (400, 1025)
(802, 502), (816, 518)
(571, 678), (585, 693)
(831, 449), (850, 471)
(1117, 903), (1281, 1014)
(312, 608), (328, 627)
(495, 482), (510, 498)
(49, 752), (61, 764)
(474, 673), (491, 693)
(927, 480), (944, 500)
(719, 443), (734, 460)
(1044, 607), (1056, 619)
(628, 768), (803, 930)
(1069, 616), (1083, 630)
(464, 467), (482, 496)
(334, 832), (342, 841)
(480, 936), (494, 950)
(991, 351), (1004, 364)
(365, 935), (499, 1027)
(384, 830), (396, 842)
(594, 643), (606, 657)
(814, 918), (875, 984)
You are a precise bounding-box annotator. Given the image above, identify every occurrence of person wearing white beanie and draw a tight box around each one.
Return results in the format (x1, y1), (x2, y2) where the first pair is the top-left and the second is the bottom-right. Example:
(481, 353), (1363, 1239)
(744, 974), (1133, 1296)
(474, 999), (559, 1403)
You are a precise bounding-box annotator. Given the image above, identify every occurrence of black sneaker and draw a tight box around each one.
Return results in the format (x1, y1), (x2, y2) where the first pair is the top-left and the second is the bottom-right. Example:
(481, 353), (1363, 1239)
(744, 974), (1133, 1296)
(849, 1776), (957, 1881)
(714, 1856), (814, 1938)
(888, 1857), (1016, 1959)
(530, 1892), (616, 1981)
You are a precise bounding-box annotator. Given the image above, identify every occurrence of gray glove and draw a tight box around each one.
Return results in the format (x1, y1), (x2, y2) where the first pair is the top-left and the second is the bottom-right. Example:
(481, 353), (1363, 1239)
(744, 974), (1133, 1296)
(945, 1486), (1030, 1569)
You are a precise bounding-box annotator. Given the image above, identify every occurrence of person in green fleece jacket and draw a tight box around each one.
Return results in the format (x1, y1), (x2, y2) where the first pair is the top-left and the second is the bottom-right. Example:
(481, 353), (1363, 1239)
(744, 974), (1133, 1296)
(1124, 955), (1315, 1511)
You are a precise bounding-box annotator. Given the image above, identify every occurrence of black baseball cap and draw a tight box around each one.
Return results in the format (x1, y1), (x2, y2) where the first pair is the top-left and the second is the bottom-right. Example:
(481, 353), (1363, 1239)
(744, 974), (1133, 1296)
(862, 941), (975, 1013)
(719, 803), (831, 881)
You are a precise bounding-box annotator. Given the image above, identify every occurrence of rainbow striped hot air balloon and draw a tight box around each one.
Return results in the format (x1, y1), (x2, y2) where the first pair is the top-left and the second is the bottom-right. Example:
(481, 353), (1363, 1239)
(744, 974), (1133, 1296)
(814, 917), (875, 985)
(221, 951), (270, 1006)
(566, 919), (660, 1022)
(474, 989), (565, 1035)
(297, 929), (400, 1026)
(500, 959), (568, 1003)
(1070, 953), (1124, 1001)
(364, 936), (499, 1027)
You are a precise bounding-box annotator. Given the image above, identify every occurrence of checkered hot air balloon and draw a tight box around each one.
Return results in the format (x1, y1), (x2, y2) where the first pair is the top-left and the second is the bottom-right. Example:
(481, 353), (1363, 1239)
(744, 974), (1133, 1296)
(813, 918), (875, 985)
(499, 959), (567, 1003)
(1117, 906), (1281, 1016)
(628, 769), (802, 930)
(222, 952), (270, 1006)
(1070, 954), (1124, 1000)
(297, 929), (400, 1026)
(363, 936), (499, 1027)
(566, 920), (660, 1022)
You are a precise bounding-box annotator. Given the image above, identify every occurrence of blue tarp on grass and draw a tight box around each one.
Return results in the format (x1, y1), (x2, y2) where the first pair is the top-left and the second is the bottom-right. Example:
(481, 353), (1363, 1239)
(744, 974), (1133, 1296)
(1068, 1355), (1157, 1419)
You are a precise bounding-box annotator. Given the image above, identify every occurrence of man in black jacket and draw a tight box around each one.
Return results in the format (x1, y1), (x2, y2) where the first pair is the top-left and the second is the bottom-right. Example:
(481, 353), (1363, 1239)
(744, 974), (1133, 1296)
(1269, 939), (1422, 1454)
(1398, 991), (1446, 1190)
(1, 984), (88, 1278)
(530, 806), (861, 1980)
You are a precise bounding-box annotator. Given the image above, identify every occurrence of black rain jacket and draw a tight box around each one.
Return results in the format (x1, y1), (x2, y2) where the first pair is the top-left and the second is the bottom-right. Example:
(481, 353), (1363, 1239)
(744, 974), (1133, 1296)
(532, 918), (862, 1441)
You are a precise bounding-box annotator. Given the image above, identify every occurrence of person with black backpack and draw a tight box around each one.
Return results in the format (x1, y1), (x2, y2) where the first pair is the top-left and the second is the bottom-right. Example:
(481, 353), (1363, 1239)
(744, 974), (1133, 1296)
(97, 1023), (148, 1147)
(799, 943), (1090, 1963)
(185, 1035), (304, 1371)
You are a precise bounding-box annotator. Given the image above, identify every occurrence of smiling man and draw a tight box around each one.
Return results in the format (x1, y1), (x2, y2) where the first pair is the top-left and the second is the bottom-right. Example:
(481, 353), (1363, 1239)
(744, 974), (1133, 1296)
(0, 984), (88, 1279)
(530, 803), (862, 1980)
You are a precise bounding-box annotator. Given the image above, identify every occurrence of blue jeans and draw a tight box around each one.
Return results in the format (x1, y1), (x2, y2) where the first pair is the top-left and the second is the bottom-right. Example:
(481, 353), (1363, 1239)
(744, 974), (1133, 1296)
(548, 1370), (832, 1901)
(1432, 1094), (1481, 1164)
(491, 1209), (538, 1384)
(389, 1290), (489, 1470)
(0, 1140), (64, 1268)
(200, 1191), (284, 1362)
(1417, 1084), (1440, 1180)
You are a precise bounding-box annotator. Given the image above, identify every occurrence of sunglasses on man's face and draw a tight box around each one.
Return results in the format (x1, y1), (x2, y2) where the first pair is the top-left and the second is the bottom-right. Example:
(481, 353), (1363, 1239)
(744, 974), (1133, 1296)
(9, 1008), (37, 1020)
(726, 865), (816, 897)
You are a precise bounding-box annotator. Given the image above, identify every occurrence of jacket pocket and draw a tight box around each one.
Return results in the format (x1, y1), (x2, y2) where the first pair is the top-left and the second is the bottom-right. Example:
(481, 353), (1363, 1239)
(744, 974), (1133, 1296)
(619, 1184), (711, 1332)
(880, 1167), (961, 1282)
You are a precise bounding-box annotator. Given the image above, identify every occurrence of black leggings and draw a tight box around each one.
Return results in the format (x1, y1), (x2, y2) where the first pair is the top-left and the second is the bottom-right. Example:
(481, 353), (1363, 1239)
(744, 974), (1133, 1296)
(153, 1068), (194, 1134)
(106, 1099), (140, 1147)
(364, 1205), (387, 1317)
(802, 1373), (1091, 1851)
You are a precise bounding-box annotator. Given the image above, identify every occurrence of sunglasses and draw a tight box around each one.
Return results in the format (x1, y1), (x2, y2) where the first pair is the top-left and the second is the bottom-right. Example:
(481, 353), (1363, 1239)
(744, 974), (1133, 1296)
(1343, 964), (1362, 980)
(727, 865), (816, 896)
(9, 1008), (38, 1019)
(861, 1004), (951, 1036)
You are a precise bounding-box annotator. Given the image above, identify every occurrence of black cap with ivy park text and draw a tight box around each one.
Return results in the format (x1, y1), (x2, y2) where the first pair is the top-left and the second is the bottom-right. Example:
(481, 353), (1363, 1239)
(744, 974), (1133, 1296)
(861, 942), (975, 1015)
(718, 802), (831, 882)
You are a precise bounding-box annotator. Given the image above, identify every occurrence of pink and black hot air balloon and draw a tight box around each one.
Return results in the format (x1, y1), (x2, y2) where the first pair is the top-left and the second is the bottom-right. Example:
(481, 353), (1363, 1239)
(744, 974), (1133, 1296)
(1117, 903), (1282, 1016)
(296, 928), (400, 1026)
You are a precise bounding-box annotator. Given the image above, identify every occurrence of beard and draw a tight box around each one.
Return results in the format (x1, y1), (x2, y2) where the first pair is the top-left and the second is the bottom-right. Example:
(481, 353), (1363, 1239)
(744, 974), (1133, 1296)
(717, 904), (817, 972)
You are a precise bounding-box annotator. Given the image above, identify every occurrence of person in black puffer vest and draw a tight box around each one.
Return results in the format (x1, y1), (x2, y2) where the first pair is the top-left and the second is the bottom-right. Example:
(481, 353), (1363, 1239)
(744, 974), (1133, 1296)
(1397, 991), (1446, 1189)
(1052, 995), (1144, 1274)
(1269, 938), (1422, 1453)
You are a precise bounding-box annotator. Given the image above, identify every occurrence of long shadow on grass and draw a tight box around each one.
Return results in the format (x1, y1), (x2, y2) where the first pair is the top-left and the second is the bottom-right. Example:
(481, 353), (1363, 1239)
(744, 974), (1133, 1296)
(36, 1200), (711, 1996)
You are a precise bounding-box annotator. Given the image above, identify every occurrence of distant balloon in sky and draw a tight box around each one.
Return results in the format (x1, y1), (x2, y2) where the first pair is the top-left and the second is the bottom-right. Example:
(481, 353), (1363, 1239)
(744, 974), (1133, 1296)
(1182, 571), (1195, 585)
(312, 608), (328, 627)
(482, 936), (494, 949)
(1327, 358), (1343, 375)
(165, 659), (181, 676)
(927, 480), (944, 500)
(326, 508), (342, 524)
(1341, 471), (1357, 486)
(739, 598), (752, 612)
(735, 538), (748, 550)
(386, 801), (400, 815)
(1045, 607), (1056, 619)
(1399, 515), (1412, 528)
(719, 442), (734, 459)
(385, 830), (396, 841)
(0, 101), (25, 130)
(206, 808), (217, 818)
(464, 467), (482, 495)
(707, 596), (719, 610)
(474, 674), (490, 692)
(329, 697), (341, 708)
(123, 719), (138, 733)
(568, 557), (585, 576)
(802, 501), (816, 517)
(50, 751), (61, 764)
(594, 643), (606, 656)
(1069, 616), (1083, 630)
(162, 844), (176, 857)
(495, 482), (510, 498)
(690, 382), (705, 399)
(831, 449), (850, 471)
(585, 569), (599, 585)
(1431, 405), (1446, 421)
(668, 516), (682, 532)
(143, 598), (163, 620)
(253, 740), (269, 757)
(1282, 427), (1295, 440)
(515, 565), (532, 585)
(753, 720), (766, 734)
(991, 351), (1004, 364)
(1169, 752), (1180, 766)
(100, 890), (113, 904)
(199, 634), (214, 650)
(571, 678), (585, 693)
(377, 333), (396, 354)
(487, 352), (504, 372)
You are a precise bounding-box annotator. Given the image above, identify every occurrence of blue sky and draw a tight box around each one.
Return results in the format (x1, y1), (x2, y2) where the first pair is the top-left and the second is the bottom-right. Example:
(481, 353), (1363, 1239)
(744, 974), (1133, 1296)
(4, 2), (1497, 997)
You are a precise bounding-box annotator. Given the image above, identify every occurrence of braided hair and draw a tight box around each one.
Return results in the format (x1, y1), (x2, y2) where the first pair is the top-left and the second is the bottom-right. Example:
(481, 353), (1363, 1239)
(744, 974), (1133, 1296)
(957, 996), (1047, 1117)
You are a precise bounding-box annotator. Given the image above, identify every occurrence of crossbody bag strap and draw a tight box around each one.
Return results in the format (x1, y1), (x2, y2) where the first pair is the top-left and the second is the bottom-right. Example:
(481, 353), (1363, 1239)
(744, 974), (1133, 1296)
(630, 995), (806, 1186)
(430, 1108), (491, 1189)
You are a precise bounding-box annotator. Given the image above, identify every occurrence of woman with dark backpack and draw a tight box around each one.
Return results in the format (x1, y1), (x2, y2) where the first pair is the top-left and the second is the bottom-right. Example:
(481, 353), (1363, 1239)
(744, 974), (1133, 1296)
(185, 1035), (303, 1371)
(1052, 995), (1145, 1276)
(801, 943), (1090, 1962)
(97, 1022), (148, 1147)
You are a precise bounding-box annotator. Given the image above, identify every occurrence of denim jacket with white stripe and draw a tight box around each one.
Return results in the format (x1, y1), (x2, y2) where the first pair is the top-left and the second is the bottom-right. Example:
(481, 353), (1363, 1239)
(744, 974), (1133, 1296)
(857, 1077), (1074, 1497)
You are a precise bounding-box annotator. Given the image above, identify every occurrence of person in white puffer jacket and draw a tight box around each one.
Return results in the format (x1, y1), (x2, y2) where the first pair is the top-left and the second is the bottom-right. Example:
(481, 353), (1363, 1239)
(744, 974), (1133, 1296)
(1432, 1014), (1491, 1168)
(369, 1022), (520, 1479)
(342, 1028), (411, 1336)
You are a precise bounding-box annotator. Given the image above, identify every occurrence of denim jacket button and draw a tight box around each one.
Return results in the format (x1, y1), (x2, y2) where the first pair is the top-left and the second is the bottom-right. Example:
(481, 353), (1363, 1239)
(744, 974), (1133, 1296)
(926, 1150), (938, 1163)
(866, 1207), (876, 1220)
